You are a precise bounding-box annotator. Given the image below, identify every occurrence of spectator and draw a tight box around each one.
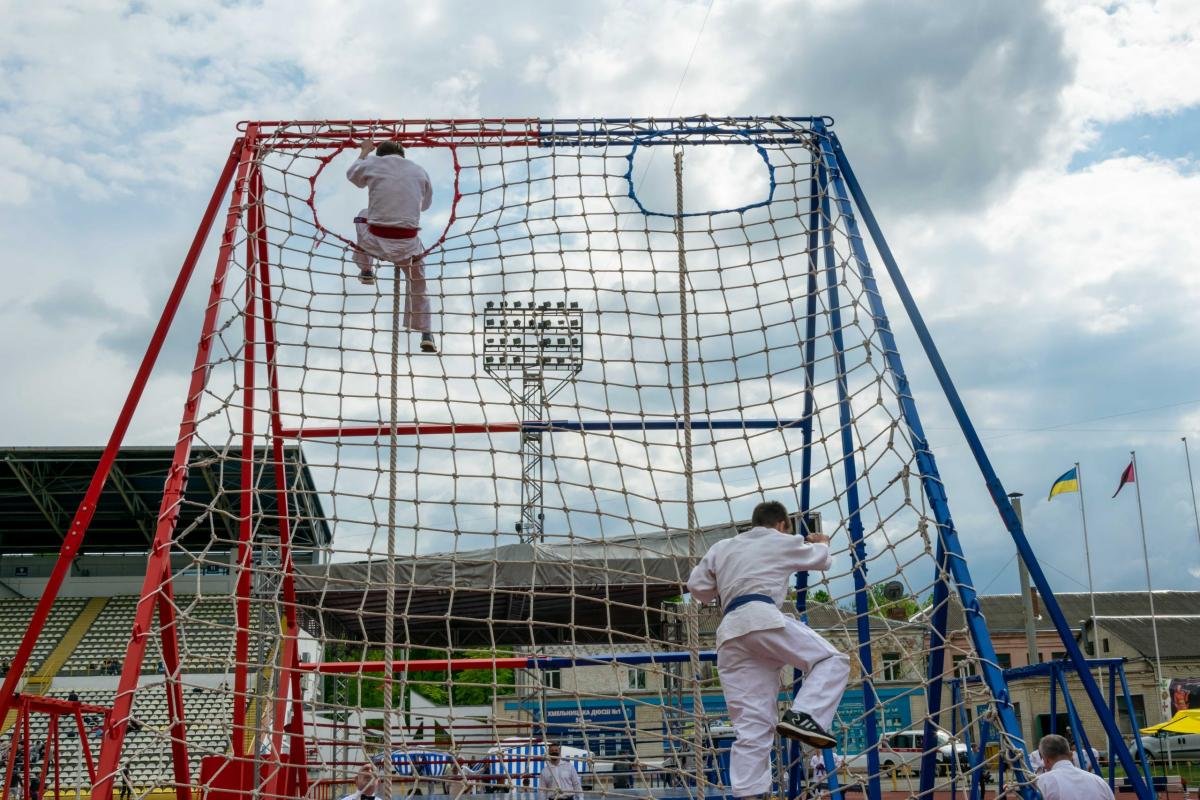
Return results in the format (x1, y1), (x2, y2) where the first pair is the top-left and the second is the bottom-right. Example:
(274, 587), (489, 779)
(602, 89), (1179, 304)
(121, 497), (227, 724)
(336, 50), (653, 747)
(1033, 734), (1113, 800)
(538, 743), (582, 800)
(339, 763), (390, 800)
(119, 762), (133, 800)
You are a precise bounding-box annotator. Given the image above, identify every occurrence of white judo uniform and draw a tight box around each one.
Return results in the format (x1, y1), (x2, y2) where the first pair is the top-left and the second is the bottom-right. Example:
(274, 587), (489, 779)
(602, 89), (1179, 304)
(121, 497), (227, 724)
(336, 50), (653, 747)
(346, 153), (434, 332)
(687, 527), (851, 798)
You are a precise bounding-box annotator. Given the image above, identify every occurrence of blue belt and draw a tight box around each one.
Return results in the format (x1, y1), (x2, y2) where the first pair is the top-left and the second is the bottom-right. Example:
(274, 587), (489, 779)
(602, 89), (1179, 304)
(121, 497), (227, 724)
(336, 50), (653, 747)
(723, 593), (775, 615)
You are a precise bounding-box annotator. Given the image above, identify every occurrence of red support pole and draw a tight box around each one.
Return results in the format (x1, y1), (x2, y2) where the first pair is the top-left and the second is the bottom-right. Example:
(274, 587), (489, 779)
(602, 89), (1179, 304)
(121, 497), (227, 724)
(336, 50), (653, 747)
(74, 708), (97, 784)
(157, 587), (193, 799)
(255, 167), (310, 800)
(286, 667), (309, 798)
(21, 703), (29, 800)
(2, 697), (23, 800)
(231, 157), (263, 761)
(93, 128), (261, 800)
(0, 137), (244, 722)
(50, 712), (60, 800)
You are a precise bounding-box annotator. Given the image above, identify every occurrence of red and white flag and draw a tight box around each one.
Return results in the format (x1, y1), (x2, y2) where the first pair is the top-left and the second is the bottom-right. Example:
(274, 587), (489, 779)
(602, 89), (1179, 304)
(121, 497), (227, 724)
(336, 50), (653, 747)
(1112, 460), (1136, 498)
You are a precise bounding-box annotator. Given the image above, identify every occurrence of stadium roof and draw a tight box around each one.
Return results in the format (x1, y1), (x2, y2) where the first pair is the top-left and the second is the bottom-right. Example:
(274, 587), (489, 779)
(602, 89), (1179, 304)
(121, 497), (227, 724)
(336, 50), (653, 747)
(295, 522), (741, 648)
(0, 446), (331, 555)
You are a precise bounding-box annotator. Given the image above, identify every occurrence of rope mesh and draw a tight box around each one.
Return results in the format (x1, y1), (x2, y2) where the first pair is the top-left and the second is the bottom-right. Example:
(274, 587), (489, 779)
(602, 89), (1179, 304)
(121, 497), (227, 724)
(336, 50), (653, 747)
(13, 118), (1035, 800)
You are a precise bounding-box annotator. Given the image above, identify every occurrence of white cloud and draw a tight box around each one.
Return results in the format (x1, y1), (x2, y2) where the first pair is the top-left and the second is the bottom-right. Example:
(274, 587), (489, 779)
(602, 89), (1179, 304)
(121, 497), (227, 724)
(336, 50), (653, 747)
(1, 0), (1199, 593)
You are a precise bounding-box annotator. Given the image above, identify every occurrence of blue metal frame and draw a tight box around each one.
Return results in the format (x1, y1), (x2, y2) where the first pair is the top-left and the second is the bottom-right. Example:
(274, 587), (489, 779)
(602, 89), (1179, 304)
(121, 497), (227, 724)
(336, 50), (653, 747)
(823, 126), (1154, 798)
(816, 155), (883, 799)
(951, 659), (1155, 799)
(523, 418), (802, 432)
(812, 120), (1037, 799)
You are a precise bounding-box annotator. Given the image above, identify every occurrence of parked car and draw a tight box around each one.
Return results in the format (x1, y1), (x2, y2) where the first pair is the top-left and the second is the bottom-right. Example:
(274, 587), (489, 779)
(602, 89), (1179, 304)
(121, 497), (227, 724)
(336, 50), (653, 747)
(1135, 731), (1200, 762)
(845, 728), (967, 776)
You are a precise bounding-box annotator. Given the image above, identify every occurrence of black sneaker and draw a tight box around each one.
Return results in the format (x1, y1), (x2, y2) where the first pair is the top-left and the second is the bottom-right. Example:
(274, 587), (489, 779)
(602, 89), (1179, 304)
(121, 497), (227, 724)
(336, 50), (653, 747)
(776, 710), (836, 748)
(420, 333), (438, 353)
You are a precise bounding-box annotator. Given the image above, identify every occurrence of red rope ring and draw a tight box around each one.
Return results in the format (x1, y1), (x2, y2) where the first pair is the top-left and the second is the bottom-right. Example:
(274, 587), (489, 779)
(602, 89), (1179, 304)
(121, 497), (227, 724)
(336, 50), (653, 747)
(303, 136), (463, 261)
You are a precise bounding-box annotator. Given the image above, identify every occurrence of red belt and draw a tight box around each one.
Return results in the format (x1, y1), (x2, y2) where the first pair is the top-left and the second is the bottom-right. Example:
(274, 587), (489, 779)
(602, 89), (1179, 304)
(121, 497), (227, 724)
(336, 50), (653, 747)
(367, 223), (420, 240)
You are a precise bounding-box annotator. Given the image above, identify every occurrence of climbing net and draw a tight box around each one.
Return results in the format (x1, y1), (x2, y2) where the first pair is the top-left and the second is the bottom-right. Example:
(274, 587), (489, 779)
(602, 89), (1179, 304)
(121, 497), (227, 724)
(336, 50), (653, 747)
(20, 118), (1034, 800)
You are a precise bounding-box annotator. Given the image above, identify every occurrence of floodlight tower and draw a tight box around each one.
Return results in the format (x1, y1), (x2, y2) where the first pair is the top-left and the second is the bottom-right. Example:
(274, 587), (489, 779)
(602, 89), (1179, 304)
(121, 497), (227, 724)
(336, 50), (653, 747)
(481, 299), (584, 542)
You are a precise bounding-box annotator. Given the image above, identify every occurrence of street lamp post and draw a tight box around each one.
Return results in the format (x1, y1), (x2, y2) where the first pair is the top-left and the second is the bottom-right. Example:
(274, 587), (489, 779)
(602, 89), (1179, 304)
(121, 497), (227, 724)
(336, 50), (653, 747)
(1009, 492), (1039, 667)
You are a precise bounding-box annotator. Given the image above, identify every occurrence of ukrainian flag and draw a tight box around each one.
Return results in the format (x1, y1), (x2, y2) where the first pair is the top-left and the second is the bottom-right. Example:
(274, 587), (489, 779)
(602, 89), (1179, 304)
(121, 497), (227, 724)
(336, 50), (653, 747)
(1048, 467), (1079, 500)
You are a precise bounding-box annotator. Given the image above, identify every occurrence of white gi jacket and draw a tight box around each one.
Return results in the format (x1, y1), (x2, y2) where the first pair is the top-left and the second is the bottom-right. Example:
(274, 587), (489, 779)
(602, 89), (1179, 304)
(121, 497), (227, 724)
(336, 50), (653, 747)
(346, 154), (432, 227)
(1034, 760), (1114, 800)
(686, 526), (832, 647)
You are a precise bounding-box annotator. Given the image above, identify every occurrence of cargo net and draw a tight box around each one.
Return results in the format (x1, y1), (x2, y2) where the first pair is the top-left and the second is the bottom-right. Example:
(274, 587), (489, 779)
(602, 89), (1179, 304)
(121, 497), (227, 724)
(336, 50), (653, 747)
(23, 119), (1030, 800)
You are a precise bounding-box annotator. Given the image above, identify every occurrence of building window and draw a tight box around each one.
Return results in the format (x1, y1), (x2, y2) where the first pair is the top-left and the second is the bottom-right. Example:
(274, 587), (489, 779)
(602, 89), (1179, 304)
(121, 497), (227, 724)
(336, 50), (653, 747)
(628, 668), (647, 690)
(882, 653), (902, 682)
(996, 653), (1012, 670)
(543, 670), (561, 689)
(1118, 695), (1146, 735)
(1051, 651), (1066, 661)
(952, 655), (976, 676)
(1102, 638), (1110, 653)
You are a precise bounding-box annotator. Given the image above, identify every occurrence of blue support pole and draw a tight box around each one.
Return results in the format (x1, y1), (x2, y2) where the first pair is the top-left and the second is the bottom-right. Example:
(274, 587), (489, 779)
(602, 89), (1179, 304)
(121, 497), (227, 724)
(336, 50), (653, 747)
(1117, 663), (1157, 797)
(974, 715), (994, 800)
(1050, 665), (1058, 734)
(1055, 663), (1101, 775)
(823, 126), (1153, 799)
(1108, 664), (1117, 789)
(918, 542), (952, 794)
(816, 155), (881, 800)
(812, 120), (1032, 797)
(786, 158), (824, 800)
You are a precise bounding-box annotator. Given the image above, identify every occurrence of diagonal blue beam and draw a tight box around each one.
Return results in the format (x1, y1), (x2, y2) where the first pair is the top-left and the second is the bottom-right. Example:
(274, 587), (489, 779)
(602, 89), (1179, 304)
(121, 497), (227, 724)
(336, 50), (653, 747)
(812, 120), (1038, 798)
(823, 125), (1151, 799)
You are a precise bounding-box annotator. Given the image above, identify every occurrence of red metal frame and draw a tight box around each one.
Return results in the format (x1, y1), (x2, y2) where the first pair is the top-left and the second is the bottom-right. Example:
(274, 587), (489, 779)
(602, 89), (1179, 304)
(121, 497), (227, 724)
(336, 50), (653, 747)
(0, 137), (245, 724)
(1, 118), (728, 800)
(1, 694), (111, 800)
(93, 129), (262, 800)
(280, 422), (522, 439)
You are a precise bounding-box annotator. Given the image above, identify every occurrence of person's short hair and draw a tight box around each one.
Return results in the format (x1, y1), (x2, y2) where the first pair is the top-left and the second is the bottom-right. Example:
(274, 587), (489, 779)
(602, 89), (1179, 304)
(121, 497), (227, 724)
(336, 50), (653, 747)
(751, 500), (791, 529)
(1038, 734), (1071, 761)
(375, 141), (405, 157)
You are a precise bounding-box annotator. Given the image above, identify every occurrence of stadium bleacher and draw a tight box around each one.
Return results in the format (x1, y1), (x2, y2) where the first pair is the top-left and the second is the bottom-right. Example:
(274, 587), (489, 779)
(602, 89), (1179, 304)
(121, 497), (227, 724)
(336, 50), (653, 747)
(25, 686), (235, 788)
(61, 595), (269, 675)
(0, 597), (86, 673)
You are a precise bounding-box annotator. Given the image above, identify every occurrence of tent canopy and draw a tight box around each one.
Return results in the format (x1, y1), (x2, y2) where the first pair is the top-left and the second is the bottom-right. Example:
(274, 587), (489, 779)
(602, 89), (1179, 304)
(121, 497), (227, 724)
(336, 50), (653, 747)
(1140, 710), (1200, 736)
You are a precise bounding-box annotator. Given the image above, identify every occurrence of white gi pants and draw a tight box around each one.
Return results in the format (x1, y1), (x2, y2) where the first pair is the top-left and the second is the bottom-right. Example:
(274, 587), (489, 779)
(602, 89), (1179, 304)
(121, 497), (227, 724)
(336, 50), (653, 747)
(353, 213), (432, 334)
(717, 617), (850, 798)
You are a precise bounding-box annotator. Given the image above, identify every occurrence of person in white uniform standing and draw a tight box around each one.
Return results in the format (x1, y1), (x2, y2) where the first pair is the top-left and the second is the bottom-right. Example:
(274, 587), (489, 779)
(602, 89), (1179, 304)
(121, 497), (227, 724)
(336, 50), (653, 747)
(347, 139), (437, 353)
(687, 501), (850, 800)
(538, 743), (582, 800)
(1029, 734), (1113, 800)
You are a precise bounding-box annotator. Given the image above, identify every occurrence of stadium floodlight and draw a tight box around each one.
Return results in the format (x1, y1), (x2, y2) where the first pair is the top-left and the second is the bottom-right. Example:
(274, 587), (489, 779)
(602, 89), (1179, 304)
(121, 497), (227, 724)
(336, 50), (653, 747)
(481, 298), (584, 542)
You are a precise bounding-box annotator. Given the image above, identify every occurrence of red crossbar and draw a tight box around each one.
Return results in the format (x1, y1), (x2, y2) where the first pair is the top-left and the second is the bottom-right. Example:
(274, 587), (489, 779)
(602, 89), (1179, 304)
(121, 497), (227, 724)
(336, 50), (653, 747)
(298, 657), (532, 674)
(280, 422), (520, 439)
(17, 694), (110, 715)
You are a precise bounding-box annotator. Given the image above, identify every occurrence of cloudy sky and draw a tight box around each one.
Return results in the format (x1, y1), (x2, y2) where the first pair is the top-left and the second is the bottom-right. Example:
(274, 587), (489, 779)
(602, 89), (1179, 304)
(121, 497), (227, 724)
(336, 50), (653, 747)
(2, 0), (1199, 599)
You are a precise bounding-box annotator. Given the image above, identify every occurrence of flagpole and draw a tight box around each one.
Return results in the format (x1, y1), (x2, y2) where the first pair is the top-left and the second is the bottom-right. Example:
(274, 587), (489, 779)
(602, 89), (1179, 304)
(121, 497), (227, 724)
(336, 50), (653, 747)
(1130, 450), (1165, 720)
(1184, 437), (1200, 550)
(1075, 462), (1103, 698)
